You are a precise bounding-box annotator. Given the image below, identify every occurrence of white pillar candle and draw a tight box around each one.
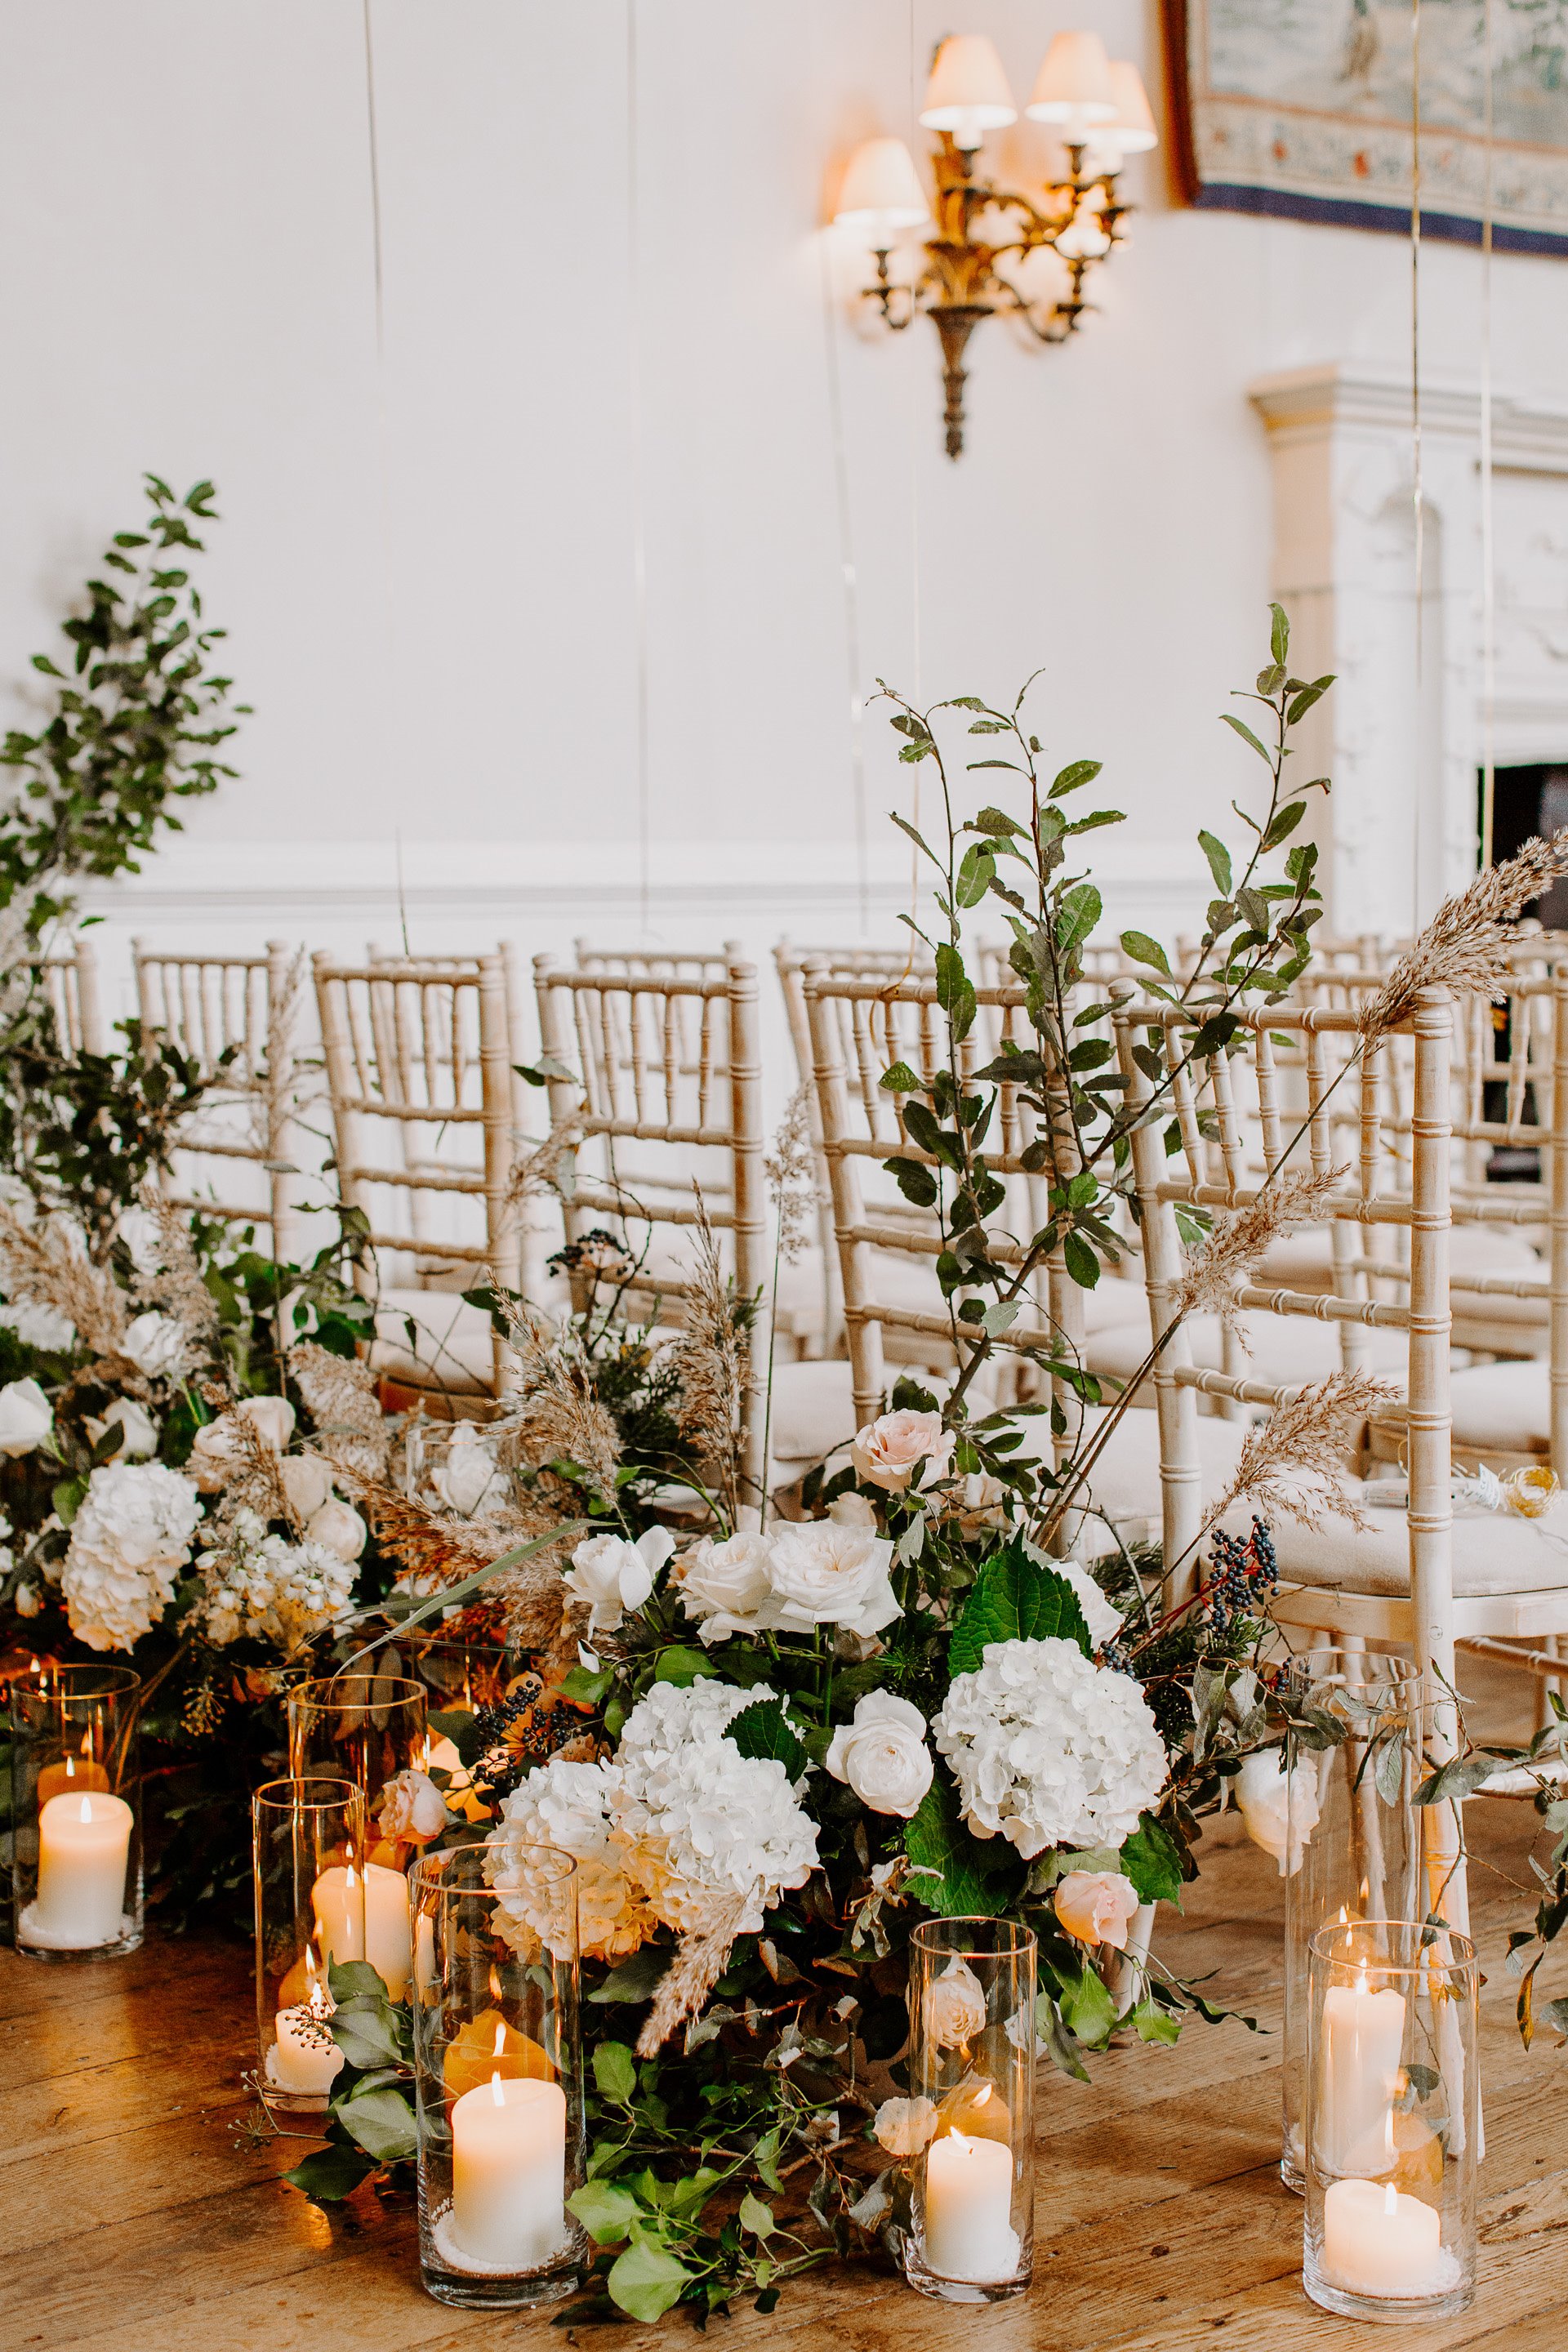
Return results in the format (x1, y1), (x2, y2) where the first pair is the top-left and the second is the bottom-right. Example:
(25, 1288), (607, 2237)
(1322, 2178), (1450, 2297)
(269, 1993), (345, 2096)
(923, 2128), (1020, 2284)
(312, 1860), (412, 2001)
(23, 1791), (132, 1949)
(1320, 1976), (1406, 2175)
(449, 2074), (568, 2271)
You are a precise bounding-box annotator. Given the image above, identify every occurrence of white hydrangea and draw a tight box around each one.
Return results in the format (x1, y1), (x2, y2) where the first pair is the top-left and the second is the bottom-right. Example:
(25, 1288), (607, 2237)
(61, 1461), (203, 1651)
(0, 1297), (76, 1352)
(488, 1757), (654, 1963)
(933, 1637), (1168, 1860)
(195, 1512), (357, 1652)
(612, 1677), (817, 1938)
(120, 1310), (190, 1382)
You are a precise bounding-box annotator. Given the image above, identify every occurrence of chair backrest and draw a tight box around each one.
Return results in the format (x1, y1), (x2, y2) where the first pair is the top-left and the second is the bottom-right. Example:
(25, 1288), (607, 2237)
(313, 951), (519, 1392)
(532, 953), (766, 1493)
(40, 933), (105, 1056)
(573, 939), (744, 984)
(132, 938), (302, 1258)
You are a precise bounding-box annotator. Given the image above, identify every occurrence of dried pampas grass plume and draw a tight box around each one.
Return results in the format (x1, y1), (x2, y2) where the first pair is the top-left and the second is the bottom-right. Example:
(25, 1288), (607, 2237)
(491, 1290), (621, 1502)
(1363, 830), (1568, 1037)
(287, 1341), (393, 1482)
(343, 1473), (577, 1659)
(1171, 1165), (1348, 1334)
(666, 1187), (749, 1522)
(635, 1888), (755, 2057)
(0, 1200), (131, 1374)
(138, 1189), (224, 1358)
(1209, 1370), (1397, 1535)
(765, 1085), (819, 1265)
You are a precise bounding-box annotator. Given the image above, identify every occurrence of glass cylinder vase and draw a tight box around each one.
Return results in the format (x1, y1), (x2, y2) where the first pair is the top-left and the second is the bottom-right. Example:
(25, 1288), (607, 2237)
(252, 1775), (367, 2132)
(1281, 1647), (1423, 2193)
(10, 1664), (142, 1958)
(904, 1917), (1036, 2305)
(409, 1842), (586, 2310)
(288, 1668), (429, 1928)
(1304, 1920), (1478, 2322)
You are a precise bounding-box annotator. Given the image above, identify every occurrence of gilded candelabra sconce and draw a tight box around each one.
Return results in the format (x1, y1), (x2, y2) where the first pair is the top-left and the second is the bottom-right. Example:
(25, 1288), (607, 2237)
(834, 32), (1157, 458)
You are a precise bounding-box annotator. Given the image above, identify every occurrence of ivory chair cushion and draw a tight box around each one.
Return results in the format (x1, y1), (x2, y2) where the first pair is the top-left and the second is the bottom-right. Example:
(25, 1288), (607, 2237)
(1370, 1358), (1551, 1474)
(1220, 1480), (1568, 1601)
(1085, 1311), (1409, 1406)
(1006, 1403), (1251, 1560)
(1258, 1222), (1540, 1295)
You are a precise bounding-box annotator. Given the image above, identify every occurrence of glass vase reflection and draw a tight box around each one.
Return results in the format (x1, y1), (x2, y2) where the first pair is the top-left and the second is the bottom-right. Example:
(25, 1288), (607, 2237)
(11, 1664), (142, 1958)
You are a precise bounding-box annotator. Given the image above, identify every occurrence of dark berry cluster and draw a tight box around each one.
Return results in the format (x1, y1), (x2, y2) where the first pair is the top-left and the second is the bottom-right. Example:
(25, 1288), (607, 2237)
(1205, 1517), (1277, 1636)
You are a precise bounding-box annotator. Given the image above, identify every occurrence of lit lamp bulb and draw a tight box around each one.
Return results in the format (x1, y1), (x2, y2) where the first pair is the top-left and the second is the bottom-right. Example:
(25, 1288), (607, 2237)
(919, 33), (1017, 153)
(1025, 29), (1117, 145)
(834, 136), (930, 247)
(1055, 185), (1111, 261)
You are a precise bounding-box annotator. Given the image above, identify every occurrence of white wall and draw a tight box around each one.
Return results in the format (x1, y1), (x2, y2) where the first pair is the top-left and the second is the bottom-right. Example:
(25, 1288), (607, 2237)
(2, 0), (1567, 1048)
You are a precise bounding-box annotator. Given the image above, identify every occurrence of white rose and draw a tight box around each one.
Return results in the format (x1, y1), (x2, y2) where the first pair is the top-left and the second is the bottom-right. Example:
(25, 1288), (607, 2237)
(874, 2096), (938, 2156)
(432, 1423), (509, 1517)
(950, 1472), (1008, 1534)
(825, 1691), (933, 1817)
(1054, 1868), (1143, 1950)
(828, 1490), (878, 1529)
(87, 1398), (159, 1461)
(0, 1377), (53, 1459)
(280, 1453), (335, 1522)
(564, 1526), (675, 1633)
(121, 1312), (189, 1380)
(378, 1766), (448, 1841)
(851, 1409), (955, 1493)
(115, 1205), (164, 1276)
(0, 1298), (76, 1352)
(673, 1530), (777, 1645)
(926, 1957), (987, 2049)
(305, 1498), (368, 1563)
(1055, 1558), (1125, 1650)
(188, 1395), (300, 1492)
(1235, 1749), (1318, 1878)
(765, 1521), (900, 1639)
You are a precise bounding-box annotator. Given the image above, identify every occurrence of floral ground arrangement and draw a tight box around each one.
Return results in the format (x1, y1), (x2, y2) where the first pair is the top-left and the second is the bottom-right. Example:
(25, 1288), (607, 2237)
(6, 585), (1568, 2323)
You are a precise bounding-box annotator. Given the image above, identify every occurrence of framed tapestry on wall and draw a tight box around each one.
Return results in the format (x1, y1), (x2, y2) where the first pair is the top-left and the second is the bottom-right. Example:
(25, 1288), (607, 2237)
(1164, 0), (1568, 254)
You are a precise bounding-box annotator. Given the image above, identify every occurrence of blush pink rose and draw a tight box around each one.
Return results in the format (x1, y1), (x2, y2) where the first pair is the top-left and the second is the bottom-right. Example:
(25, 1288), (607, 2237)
(850, 1409), (955, 1493)
(1053, 1869), (1142, 1950)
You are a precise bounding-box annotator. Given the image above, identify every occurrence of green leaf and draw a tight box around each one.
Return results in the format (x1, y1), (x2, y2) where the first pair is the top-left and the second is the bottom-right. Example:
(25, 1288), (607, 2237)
(973, 805), (1026, 836)
(1049, 759), (1102, 799)
(947, 1535), (1092, 1674)
(1058, 1963), (1117, 2047)
(607, 2238), (694, 2323)
(651, 1645), (720, 1687)
(727, 1697), (808, 1781)
(905, 1769), (1022, 1917)
(1220, 712), (1272, 763)
(1269, 601), (1290, 666)
(935, 942), (976, 1044)
(1118, 929), (1169, 976)
(593, 2041), (638, 2102)
(1062, 1231), (1099, 1291)
(334, 2083), (418, 2163)
(956, 844), (996, 908)
(1056, 882), (1102, 964)
(326, 1958), (391, 2003)
(1197, 829), (1232, 895)
(880, 1060), (921, 1094)
(559, 1662), (615, 1707)
(1129, 1996), (1183, 2046)
(282, 2142), (377, 2201)
(570, 2177), (643, 2243)
(1118, 1813), (1184, 1905)
(589, 1944), (674, 2006)
(329, 2001), (403, 2071)
(884, 1154), (938, 1208)
(739, 2191), (776, 2237)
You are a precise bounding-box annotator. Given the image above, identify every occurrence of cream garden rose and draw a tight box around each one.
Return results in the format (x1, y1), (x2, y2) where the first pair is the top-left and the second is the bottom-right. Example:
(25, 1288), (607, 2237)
(378, 1766), (448, 1841)
(0, 1376), (53, 1459)
(120, 1310), (189, 1381)
(1235, 1749), (1318, 1877)
(1054, 1869), (1142, 1950)
(874, 2096), (938, 2156)
(766, 1521), (900, 1638)
(673, 1530), (777, 1645)
(564, 1526), (675, 1633)
(825, 1691), (933, 1817)
(926, 1956), (987, 2049)
(851, 1409), (955, 1493)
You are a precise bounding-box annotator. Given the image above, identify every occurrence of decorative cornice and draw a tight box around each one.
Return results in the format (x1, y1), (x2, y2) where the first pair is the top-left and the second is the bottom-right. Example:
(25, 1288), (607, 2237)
(1248, 363), (1568, 471)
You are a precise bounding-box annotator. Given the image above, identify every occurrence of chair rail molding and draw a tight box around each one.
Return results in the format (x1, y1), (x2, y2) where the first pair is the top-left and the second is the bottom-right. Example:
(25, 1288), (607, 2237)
(1250, 361), (1568, 938)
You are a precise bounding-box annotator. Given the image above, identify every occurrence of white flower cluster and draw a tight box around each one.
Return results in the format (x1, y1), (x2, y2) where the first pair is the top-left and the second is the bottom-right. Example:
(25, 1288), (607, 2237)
(61, 1461), (203, 1651)
(672, 1521), (899, 1646)
(486, 1677), (820, 1961)
(933, 1637), (1168, 1859)
(195, 1508), (357, 1652)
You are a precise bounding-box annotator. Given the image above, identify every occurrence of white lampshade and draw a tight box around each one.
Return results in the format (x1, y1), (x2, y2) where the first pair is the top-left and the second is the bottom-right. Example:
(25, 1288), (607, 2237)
(1104, 60), (1158, 154)
(1025, 29), (1117, 127)
(919, 34), (1017, 147)
(834, 136), (931, 234)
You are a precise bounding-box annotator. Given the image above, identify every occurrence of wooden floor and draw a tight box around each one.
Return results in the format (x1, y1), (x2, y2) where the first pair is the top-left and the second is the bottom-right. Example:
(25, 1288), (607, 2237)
(7, 1753), (1568, 2347)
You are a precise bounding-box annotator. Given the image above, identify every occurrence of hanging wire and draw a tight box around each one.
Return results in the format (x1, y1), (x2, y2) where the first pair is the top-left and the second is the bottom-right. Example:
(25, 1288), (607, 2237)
(1479, 0), (1497, 871)
(626, 0), (651, 934)
(819, 235), (871, 933)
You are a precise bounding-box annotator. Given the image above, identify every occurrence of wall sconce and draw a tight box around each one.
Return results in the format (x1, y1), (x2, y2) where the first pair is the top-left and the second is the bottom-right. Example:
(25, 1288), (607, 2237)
(835, 32), (1157, 458)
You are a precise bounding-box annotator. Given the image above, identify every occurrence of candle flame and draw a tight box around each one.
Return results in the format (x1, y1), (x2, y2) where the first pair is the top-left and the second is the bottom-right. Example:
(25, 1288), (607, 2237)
(490, 2070), (505, 2108)
(29, 1656), (39, 1673)
(489, 1965), (503, 2001)
(345, 1862), (358, 1889)
(64, 1753), (76, 1781)
(950, 2130), (974, 2158)
(973, 2082), (991, 2108)
(1383, 2183), (1397, 2216)
(492, 2019), (506, 2060)
(78, 1795), (92, 1823)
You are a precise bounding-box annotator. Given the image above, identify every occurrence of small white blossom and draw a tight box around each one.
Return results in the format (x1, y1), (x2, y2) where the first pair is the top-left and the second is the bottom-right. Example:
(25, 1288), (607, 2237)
(825, 1690), (933, 1818)
(430, 1423), (510, 1517)
(488, 1757), (654, 1962)
(926, 1957), (987, 2048)
(874, 2096), (938, 2155)
(87, 1398), (159, 1461)
(1235, 1749), (1318, 1877)
(195, 1520), (355, 1654)
(564, 1526), (673, 1633)
(120, 1311), (189, 1381)
(0, 1376), (53, 1458)
(933, 1637), (1168, 1859)
(62, 1461), (202, 1650)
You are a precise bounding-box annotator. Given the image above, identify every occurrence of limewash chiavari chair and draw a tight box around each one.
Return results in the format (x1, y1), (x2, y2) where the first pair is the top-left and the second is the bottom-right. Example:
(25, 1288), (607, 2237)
(132, 938), (303, 1260)
(314, 951), (519, 1401)
(41, 932), (105, 1055)
(532, 953), (768, 1499)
